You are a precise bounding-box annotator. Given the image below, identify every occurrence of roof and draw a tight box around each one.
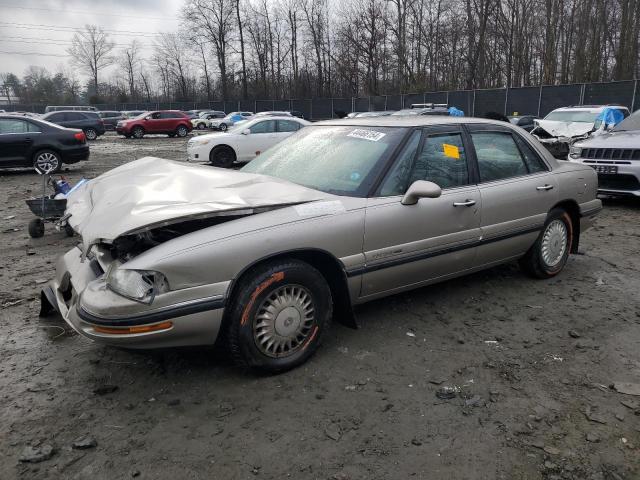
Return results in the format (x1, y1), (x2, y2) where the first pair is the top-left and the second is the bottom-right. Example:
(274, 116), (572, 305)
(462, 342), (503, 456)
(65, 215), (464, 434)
(315, 116), (513, 128)
(552, 105), (628, 112)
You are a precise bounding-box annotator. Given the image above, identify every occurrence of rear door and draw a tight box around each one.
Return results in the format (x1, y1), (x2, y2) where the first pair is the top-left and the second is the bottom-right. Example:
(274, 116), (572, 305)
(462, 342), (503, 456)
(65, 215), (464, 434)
(0, 118), (37, 166)
(361, 126), (482, 298)
(276, 119), (303, 143)
(64, 112), (87, 129)
(45, 112), (66, 127)
(466, 124), (558, 266)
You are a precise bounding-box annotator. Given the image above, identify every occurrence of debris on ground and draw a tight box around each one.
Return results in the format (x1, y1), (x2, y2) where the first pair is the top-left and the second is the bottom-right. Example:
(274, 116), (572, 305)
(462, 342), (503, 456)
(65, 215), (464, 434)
(19, 444), (54, 463)
(72, 436), (97, 450)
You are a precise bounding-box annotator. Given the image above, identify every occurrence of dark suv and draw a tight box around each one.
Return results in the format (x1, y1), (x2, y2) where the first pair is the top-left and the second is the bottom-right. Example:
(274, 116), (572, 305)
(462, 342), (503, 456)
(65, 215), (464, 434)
(98, 111), (125, 130)
(0, 114), (89, 172)
(41, 111), (106, 140)
(116, 110), (192, 138)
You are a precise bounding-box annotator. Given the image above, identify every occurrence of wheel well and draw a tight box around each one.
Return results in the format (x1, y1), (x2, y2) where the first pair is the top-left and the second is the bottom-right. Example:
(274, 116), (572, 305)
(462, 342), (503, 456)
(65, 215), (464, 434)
(224, 250), (356, 329)
(210, 144), (237, 160)
(552, 199), (580, 253)
(32, 147), (61, 162)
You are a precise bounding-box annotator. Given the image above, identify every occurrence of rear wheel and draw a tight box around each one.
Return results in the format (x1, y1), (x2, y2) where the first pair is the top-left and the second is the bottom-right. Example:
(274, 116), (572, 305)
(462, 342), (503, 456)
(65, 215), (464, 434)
(219, 123), (228, 132)
(84, 128), (98, 140)
(197, 123), (206, 130)
(226, 259), (332, 373)
(33, 149), (62, 174)
(176, 125), (189, 137)
(132, 126), (145, 139)
(520, 208), (573, 278)
(209, 146), (236, 168)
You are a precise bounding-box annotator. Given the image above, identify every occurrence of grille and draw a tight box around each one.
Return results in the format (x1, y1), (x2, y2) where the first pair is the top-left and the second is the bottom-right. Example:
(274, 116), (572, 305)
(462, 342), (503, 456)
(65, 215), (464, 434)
(583, 148), (640, 161)
(597, 174), (640, 191)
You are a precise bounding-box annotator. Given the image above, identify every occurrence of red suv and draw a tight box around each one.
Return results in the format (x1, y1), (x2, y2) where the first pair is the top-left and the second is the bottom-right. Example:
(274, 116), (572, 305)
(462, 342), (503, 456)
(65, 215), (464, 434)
(116, 110), (192, 139)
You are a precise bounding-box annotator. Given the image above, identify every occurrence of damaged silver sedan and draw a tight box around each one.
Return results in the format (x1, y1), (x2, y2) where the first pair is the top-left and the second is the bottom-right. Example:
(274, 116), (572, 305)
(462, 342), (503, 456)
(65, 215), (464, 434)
(42, 117), (602, 372)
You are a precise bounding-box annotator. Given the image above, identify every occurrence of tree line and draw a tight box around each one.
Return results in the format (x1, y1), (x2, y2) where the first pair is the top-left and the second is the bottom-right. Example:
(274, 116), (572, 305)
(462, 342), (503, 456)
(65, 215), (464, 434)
(2, 0), (640, 106)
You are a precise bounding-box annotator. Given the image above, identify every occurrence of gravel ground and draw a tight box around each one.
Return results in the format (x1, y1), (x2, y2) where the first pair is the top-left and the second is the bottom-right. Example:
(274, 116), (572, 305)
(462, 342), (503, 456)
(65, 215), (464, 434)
(1, 132), (639, 480)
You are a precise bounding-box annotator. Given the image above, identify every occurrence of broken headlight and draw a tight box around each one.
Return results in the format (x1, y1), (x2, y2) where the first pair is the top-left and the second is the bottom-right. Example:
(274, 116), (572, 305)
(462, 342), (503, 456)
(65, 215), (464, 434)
(569, 146), (582, 160)
(106, 266), (169, 304)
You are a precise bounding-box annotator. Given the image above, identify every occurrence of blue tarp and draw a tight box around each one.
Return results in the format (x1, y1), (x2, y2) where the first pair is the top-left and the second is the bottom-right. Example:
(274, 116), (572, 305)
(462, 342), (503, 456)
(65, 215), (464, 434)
(596, 108), (624, 126)
(448, 107), (464, 117)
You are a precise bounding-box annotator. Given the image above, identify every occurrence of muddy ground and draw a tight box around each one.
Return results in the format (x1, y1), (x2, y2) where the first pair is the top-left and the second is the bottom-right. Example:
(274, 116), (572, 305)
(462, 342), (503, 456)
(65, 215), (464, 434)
(1, 132), (639, 480)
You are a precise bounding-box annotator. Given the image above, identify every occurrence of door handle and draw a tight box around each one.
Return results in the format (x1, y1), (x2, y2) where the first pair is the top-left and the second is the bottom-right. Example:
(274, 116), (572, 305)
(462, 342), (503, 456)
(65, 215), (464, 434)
(536, 184), (554, 191)
(453, 199), (476, 207)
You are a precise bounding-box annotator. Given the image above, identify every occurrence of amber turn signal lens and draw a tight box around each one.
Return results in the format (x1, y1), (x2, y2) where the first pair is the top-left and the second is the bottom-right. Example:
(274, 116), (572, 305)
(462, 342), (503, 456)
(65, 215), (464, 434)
(93, 321), (173, 335)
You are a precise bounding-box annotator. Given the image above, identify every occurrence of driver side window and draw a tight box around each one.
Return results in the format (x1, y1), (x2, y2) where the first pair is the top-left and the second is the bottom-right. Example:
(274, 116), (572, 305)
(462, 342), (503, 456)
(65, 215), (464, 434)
(378, 130), (469, 196)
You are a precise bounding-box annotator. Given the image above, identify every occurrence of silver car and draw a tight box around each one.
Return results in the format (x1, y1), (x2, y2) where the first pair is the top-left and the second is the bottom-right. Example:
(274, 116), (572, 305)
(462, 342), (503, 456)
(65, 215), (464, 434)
(42, 117), (602, 372)
(568, 109), (640, 197)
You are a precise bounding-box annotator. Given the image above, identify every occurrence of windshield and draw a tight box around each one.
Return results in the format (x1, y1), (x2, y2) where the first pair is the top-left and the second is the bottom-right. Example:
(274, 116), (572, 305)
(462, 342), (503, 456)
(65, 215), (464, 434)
(612, 110), (640, 132)
(544, 110), (599, 123)
(241, 125), (407, 197)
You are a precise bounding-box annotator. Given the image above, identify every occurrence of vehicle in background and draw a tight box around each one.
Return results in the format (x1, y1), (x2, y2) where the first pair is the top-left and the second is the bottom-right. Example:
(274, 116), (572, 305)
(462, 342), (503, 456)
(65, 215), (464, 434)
(122, 110), (146, 119)
(0, 114), (89, 172)
(187, 116), (309, 167)
(391, 103), (451, 116)
(191, 111), (227, 130)
(5, 111), (40, 118)
(290, 110), (305, 119)
(568, 108), (640, 197)
(531, 105), (630, 159)
(45, 105), (98, 113)
(116, 110), (192, 139)
(98, 111), (125, 130)
(349, 111), (395, 118)
(509, 115), (538, 132)
(254, 111), (293, 117)
(41, 111), (106, 140)
(208, 111), (253, 131)
(184, 110), (206, 119)
(44, 116), (601, 372)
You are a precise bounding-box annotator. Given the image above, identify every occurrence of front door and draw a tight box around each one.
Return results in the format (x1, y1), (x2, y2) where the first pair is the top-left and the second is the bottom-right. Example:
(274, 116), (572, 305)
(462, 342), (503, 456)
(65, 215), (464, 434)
(361, 126), (482, 298)
(466, 124), (559, 265)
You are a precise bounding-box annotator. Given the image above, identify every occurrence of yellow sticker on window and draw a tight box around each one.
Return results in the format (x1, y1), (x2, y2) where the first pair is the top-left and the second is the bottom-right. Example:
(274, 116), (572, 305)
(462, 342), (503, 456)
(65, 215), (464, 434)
(442, 143), (460, 159)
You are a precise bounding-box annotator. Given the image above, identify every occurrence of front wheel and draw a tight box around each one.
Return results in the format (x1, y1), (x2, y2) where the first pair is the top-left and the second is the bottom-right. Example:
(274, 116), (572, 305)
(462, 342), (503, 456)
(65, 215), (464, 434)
(520, 208), (573, 278)
(209, 146), (236, 168)
(226, 259), (333, 373)
(28, 218), (45, 238)
(132, 126), (145, 139)
(84, 128), (98, 141)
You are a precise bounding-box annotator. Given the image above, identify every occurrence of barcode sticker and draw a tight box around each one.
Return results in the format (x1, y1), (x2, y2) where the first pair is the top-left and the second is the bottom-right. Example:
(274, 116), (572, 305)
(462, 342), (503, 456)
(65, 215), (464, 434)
(347, 129), (386, 142)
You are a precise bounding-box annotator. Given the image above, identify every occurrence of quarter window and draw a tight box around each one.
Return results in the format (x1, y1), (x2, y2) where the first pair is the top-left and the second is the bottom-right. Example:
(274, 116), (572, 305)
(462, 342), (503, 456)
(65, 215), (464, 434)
(471, 132), (528, 182)
(250, 120), (276, 134)
(514, 135), (547, 173)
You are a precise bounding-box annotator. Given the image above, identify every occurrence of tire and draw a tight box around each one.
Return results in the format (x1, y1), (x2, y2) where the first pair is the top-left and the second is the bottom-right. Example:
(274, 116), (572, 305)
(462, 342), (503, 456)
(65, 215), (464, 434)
(84, 128), (98, 141)
(209, 146), (236, 168)
(124, 134), (132, 139)
(176, 125), (189, 137)
(33, 149), (62, 174)
(197, 123), (206, 130)
(226, 259), (333, 373)
(28, 218), (45, 238)
(219, 123), (228, 132)
(520, 208), (573, 279)
(64, 223), (75, 237)
(168, 133), (176, 138)
(132, 126), (145, 139)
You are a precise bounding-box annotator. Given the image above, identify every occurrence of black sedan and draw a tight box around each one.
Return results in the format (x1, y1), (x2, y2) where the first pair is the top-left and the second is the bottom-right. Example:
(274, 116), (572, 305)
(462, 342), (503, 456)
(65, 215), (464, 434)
(0, 115), (89, 173)
(40, 111), (106, 140)
(509, 115), (538, 132)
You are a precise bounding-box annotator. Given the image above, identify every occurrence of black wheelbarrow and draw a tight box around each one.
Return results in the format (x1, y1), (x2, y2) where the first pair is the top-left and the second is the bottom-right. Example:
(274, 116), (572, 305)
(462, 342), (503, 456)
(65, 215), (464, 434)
(26, 196), (74, 238)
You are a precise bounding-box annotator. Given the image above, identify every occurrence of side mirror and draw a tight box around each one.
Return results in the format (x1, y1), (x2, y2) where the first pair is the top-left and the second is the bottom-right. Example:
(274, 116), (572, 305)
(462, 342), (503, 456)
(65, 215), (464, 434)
(241, 129), (250, 135)
(401, 180), (442, 205)
(145, 116), (152, 121)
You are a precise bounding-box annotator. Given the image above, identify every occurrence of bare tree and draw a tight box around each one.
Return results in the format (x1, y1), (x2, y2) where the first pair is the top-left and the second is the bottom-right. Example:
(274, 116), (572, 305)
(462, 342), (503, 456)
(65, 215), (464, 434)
(66, 25), (115, 98)
(120, 40), (141, 100)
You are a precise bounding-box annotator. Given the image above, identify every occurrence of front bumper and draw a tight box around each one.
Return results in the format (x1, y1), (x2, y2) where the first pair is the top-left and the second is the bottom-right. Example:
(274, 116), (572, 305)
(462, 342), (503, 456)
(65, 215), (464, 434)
(573, 160), (640, 197)
(41, 246), (226, 349)
(186, 143), (209, 163)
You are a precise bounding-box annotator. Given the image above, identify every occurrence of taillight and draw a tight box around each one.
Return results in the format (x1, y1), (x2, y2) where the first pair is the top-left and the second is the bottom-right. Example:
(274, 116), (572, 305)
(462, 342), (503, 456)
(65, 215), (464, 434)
(74, 131), (86, 143)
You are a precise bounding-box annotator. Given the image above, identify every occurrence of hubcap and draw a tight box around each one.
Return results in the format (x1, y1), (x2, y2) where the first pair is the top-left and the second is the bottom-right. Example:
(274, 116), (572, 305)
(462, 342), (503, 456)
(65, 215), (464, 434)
(541, 219), (567, 267)
(35, 152), (59, 173)
(253, 285), (315, 358)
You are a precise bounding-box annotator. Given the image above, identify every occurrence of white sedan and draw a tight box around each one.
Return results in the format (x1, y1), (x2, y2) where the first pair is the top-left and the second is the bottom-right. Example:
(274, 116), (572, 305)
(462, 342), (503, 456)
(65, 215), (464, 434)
(187, 116), (310, 167)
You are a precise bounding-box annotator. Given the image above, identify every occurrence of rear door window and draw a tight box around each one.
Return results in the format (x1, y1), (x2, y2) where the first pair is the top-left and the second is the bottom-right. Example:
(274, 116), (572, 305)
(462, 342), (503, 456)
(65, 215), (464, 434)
(65, 112), (86, 121)
(250, 120), (276, 134)
(470, 132), (529, 182)
(277, 120), (301, 132)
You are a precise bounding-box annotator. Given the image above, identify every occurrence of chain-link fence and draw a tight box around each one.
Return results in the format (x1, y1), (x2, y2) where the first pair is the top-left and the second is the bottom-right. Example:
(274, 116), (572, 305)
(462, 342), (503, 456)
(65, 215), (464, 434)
(3, 80), (639, 120)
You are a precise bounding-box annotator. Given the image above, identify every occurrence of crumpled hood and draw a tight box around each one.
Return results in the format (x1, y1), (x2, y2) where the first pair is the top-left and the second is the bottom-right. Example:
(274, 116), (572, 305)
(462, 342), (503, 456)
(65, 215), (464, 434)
(533, 120), (594, 139)
(66, 157), (329, 252)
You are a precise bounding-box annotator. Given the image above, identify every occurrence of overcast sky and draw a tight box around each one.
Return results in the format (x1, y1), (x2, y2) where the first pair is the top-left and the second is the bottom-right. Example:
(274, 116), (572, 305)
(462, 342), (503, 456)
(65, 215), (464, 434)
(0, 0), (180, 79)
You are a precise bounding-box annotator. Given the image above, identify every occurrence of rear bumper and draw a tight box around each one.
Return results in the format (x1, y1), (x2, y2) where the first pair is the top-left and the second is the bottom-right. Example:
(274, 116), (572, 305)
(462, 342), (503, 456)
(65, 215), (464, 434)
(41, 247), (225, 349)
(61, 146), (90, 164)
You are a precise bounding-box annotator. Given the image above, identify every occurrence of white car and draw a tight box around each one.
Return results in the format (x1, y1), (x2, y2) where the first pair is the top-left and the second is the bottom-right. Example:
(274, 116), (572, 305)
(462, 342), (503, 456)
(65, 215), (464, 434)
(187, 116), (310, 167)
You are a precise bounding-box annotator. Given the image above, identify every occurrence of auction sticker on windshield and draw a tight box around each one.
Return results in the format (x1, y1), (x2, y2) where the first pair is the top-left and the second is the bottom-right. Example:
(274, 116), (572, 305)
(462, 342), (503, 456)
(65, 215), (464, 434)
(347, 129), (386, 142)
